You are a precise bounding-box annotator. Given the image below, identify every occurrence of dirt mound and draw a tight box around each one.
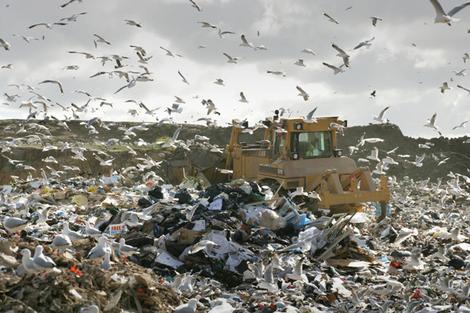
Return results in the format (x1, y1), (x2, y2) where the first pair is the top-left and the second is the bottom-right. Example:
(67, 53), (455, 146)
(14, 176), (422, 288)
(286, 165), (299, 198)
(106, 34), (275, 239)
(0, 119), (468, 184)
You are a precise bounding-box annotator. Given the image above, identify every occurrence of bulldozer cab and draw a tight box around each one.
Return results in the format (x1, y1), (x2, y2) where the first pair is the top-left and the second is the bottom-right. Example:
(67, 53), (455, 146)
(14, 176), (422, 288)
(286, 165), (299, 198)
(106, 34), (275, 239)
(226, 116), (346, 180)
(225, 115), (390, 217)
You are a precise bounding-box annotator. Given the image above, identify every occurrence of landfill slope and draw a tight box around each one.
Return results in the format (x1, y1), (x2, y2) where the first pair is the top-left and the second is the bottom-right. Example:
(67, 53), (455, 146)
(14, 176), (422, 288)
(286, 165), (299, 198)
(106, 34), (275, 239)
(0, 119), (468, 184)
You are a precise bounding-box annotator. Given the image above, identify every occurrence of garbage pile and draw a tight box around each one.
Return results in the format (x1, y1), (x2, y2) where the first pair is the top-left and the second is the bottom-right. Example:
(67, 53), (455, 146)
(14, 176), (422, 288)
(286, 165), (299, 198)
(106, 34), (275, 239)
(0, 172), (469, 312)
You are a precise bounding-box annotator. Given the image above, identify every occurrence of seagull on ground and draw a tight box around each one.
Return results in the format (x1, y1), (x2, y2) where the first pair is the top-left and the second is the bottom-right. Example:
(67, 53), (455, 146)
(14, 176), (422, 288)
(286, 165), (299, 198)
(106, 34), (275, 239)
(3, 216), (28, 233)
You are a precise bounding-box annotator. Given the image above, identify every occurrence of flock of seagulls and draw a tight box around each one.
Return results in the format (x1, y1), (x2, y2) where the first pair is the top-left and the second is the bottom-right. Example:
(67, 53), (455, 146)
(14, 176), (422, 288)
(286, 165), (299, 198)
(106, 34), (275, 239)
(0, 0), (469, 142)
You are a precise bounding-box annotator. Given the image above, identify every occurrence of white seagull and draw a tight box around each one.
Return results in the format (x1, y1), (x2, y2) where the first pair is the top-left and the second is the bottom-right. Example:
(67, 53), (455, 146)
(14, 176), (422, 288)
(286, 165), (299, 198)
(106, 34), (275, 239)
(0, 38), (11, 50)
(374, 106), (390, 123)
(296, 86), (309, 101)
(323, 12), (339, 24)
(332, 43), (350, 67)
(323, 62), (345, 75)
(429, 0), (470, 25)
(240, 34), (254, 48)
(239, 92), (248, 103)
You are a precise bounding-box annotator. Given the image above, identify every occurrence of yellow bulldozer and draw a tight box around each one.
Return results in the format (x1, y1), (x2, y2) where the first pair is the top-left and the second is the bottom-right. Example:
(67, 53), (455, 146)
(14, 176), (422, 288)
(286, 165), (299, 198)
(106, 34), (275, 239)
(224, 114), (391, 219)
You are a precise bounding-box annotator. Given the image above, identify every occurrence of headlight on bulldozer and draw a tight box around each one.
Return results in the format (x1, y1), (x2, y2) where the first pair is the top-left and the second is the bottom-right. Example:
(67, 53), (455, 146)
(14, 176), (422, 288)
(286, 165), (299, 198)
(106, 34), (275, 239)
(277, 168), (284, 175)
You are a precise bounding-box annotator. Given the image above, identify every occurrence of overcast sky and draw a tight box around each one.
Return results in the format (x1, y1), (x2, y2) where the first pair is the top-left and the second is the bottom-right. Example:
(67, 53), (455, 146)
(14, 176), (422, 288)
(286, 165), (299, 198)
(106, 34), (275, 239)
(1, 0), (470, 138)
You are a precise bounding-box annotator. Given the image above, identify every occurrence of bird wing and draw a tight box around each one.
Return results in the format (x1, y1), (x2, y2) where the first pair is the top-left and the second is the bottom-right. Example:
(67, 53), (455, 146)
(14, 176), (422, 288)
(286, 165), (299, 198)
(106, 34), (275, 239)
(114, 84), (128, 94)
(139, 102), (151, 113)
(39, 80), (63, 94)
(378, 106), (390, 118)
(430, 0), (446, 17)
(222, 52), (233, 60)
(353, 42), (365, 50)
(28, 23), (47, 29)
(296, 85), (306, 95)
(241, 34), (249, 45)
(178, 70), (188, 83)
(306, 107), (317, 120)
(60, 0), (76, 8)
(240, 92), (246, 101)
(189, 0), (201, 11)
(447, 1), (470, 16)
(430, 113), (437, 125)
(322, 62), (338, 70)
(332, 43), (347, 55)
(159, 46), (171, 54)
(457, 84), (470, 93)
(323, 13), (339, 24)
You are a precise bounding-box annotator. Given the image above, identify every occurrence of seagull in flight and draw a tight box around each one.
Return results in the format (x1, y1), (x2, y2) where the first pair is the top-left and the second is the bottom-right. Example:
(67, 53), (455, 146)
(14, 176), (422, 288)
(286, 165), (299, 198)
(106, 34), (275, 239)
(453, 69), (467, 76)
(457, 84), (470, 94)
(214, 78), (225, 86)
(218, 28), (236, 38)
(373, 106), (390, 123)
(301, 48), (316, 55)
(370, 16), (383, 26)
(332, 43), (350, 67)
(29, 22), (67, 29)
(0, 38), (11, 50)
(296, 86), (309, 101)
(199, 21), (217, 29)
(294, 59), (306, 67)
(189, 0), (201, 11)
(125, 19), (142, 28)
(428, 0), (470, 25)
(424, 113), (442, 135)
(39, 80), (64, 94)
(223, 52), (239, 64)
(266, 70), (286, 77)
(240, 34), (254, 48)
(239, 92), (248, 103)
(60, 0), (83, 8)
(93, 34), (111, 46)
(305, 107), (318, 123)
(60, 12), (87, 22)
(463, 53), (470, 63)
(68, 51), (95, 59)
(440, 82), (451, 93)
(114, 78), (137, 94)
(322, 62), (345, 74)
(160, 46), (181, 57)
(353, 37), (375, 50)
(178, 70), (189, 85)
(323, 12), (339, 24)
(452, 120), (468, 130)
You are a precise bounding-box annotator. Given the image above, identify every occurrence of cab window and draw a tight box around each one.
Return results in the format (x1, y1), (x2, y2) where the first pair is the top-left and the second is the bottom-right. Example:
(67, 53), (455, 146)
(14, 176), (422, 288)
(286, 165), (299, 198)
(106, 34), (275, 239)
(291, 131), (332, 159)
